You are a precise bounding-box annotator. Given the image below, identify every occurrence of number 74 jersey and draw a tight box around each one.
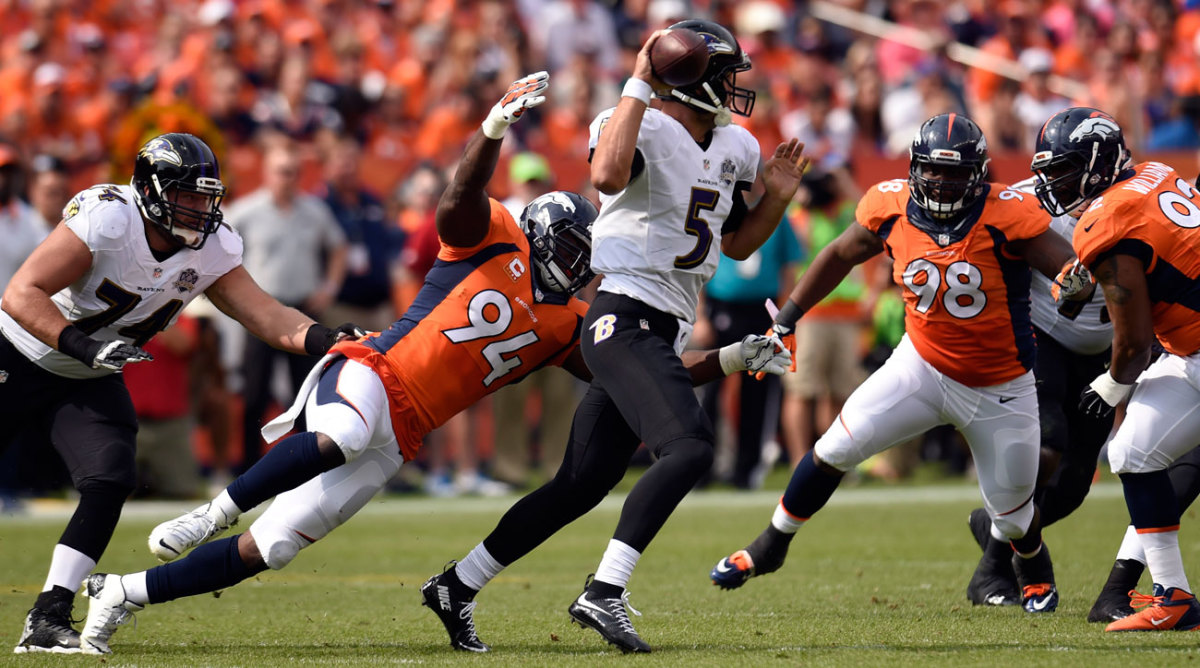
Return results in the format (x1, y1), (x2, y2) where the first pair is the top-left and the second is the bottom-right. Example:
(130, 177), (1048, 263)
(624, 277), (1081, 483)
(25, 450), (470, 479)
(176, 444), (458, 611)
(857, 180), (1050, 387)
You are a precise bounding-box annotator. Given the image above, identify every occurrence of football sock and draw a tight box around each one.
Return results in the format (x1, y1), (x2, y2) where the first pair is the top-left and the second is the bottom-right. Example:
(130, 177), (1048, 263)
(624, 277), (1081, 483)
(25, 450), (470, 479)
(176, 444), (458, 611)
(121, 572), (149, 606)
(227, 432), (324, 512)
(145, 535), (253, 604)
(212, 489), (242, 523)
(42, 543), (96, 593)
(34, 585), (75, 613)
(1140, 529), (1190, 592)
(593, 539), (641, 590)
(455, 543), (504, 593)
(586, 579), (624, 600)
(779, 451), (843, 521)
(1114, 525), (1144, 563)
(770, 502), (806, 533)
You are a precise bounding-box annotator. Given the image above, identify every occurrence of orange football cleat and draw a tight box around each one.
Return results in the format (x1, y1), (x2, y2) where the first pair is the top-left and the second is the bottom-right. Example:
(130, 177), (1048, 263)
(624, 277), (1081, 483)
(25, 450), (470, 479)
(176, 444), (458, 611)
(1105, 586), (1200, 632)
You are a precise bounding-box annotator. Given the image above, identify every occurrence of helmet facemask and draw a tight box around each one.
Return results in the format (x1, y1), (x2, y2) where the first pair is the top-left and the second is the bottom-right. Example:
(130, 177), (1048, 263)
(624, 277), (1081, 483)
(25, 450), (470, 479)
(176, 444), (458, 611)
(1031, 144), (1125, 217)
(909, 156), (987, 220)
(147, 173), (225, 249)
(520, 191), (597, 296)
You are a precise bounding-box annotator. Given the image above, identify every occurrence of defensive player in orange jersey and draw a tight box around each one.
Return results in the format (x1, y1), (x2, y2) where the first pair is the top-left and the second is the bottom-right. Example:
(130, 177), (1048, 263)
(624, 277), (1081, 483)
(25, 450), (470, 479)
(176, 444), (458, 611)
(1034, 107), (1200, 632)
(73, 73), (792, 656)
(710, 113), (1094, 614)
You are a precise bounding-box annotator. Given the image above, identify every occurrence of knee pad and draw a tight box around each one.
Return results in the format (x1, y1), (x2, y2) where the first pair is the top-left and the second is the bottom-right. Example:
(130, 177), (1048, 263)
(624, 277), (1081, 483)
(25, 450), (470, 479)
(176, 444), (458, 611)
(992, 505), (1034, 540)
(656, 437), (714, 479)
(76, 476), (134, 504)
(249, 523), (304, 570)
(308, 403), (373, 462)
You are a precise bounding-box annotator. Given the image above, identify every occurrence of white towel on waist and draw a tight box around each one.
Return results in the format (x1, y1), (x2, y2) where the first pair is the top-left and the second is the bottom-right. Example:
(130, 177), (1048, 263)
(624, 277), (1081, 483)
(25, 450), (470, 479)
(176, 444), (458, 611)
(260, 352), (340, 443)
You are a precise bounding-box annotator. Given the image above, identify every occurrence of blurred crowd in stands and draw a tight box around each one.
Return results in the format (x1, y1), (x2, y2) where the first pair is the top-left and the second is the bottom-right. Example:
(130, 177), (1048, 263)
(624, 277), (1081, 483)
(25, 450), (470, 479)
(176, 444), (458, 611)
(3, 0), (1200, 505)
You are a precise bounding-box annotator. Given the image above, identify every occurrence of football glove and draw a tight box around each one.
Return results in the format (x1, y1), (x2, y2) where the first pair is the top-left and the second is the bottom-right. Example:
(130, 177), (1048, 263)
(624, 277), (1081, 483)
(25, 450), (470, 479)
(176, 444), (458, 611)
(92, 340), (154, 371)
(721, 333), (792, 377)
(1079, 372), (1132, 419)
(481, 71), (549, 139)
(751, 323), (796, 380)
(1051, 259), (1094, 302)
(305, 322), (368, 356)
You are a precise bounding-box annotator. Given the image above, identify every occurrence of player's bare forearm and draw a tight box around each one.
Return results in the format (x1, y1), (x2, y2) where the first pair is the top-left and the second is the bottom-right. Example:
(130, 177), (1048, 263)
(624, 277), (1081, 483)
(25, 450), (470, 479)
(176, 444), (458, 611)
(591, 99), (646, 194)
(722, 197), (788, 260)
(681, 349), (726, 386)
(784, 224), (882, 313)
(1094, 254), (1154, 383)
(2, 223), (93, 348)
(436, 129), (502, 248)
(207, 266), (314, 354)
(1, 281), (73, 349)
(1013, 229), (1076, 279)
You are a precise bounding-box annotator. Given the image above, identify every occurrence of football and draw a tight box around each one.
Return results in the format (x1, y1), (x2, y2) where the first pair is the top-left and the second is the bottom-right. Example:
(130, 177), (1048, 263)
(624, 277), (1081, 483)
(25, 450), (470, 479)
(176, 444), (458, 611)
(650, 29), (710, 87)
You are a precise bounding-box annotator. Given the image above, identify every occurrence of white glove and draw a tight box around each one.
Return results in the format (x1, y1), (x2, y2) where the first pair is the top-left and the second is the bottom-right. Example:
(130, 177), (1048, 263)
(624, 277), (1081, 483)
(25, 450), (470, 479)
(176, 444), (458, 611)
(719, 334), (792, 376)
(92, 340), (153, 371)
(481, 71), (549, 139)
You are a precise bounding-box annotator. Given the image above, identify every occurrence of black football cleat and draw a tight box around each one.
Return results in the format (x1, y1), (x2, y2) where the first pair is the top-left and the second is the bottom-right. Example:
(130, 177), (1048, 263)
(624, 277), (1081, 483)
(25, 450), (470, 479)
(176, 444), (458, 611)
(420, 566), (489, 652)
(568, 576), (650, 653)
(1088, 559), (1142, 623)
(13, 588), (81, 654)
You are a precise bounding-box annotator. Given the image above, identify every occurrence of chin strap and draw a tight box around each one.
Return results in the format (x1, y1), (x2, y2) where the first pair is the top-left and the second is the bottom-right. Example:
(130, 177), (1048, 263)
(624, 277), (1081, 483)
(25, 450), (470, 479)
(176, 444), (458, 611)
(669, 82), (732, 126)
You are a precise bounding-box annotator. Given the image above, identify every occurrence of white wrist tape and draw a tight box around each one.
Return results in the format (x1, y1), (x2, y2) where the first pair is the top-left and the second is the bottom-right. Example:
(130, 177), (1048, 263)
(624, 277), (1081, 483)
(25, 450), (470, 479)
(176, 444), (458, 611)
(481, 112), (509, 140)
(718, 343), (744, 376)
(1091, 372), (1133, 406)
(621, 78), (653, 106)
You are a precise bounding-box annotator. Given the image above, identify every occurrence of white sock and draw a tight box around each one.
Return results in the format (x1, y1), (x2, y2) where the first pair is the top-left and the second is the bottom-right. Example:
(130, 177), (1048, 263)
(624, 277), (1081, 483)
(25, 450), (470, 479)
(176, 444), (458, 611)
(455, 543), (504, 592)
(1141, 529), (1190, 592)
(212, 489), (243, 522)
(1114, 525), (1146, 564)
(593, 539), (641, 589)
(121, 572), (150, 606)
(770, 503), (806, 533)
(42, 544), (96, 593)
(989, 523), (1007, 542)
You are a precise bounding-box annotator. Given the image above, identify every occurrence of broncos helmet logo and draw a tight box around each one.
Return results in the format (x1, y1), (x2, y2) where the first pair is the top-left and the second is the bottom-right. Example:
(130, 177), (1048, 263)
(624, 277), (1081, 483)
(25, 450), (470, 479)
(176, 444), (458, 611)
(531, 192), (577, 227)
(138, 137), (183, 166)
(1068, 117), (1120, 143)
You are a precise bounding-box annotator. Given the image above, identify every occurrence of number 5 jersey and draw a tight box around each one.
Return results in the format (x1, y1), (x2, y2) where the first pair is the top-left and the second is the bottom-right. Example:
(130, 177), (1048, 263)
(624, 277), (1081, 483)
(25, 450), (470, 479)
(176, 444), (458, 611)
(856, 179), (1050, 387)
(0, 184), (242, 379)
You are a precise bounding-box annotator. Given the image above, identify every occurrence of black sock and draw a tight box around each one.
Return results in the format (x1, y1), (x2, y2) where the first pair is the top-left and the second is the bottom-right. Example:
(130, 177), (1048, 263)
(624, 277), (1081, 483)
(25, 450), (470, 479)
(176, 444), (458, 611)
(442, 566), (476, 600)
(146, 535), (254, 604)
(587, 579), (624, 599)
(35, 586), (75, 614)
(227, 432), (332, 512)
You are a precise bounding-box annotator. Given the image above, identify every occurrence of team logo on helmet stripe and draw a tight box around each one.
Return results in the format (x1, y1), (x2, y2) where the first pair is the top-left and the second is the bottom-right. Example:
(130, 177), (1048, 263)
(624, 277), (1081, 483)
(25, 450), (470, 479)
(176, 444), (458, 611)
(138, 137), (183, 166)
(1069, 117), (1120, 143)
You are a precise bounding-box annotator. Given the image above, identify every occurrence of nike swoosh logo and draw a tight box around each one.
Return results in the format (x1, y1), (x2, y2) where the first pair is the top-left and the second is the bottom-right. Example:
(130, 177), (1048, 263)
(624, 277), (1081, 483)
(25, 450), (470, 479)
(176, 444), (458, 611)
(158, 539), (180, 555)
(1151, 616), (1171, 626)
(1029, 595), (1054, 611)
(714, 560), (734, 574)
(999, 396), (1017, 404)
(573, 596), (611, 617)
(1083, 222), (1096, 232)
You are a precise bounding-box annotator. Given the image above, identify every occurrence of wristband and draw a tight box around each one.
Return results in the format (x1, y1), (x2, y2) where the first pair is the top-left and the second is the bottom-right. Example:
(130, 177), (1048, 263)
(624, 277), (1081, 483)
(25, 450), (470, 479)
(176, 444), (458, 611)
(58, 325), (103, 366)
(718, 343), (744, 376)
(304, 323), (335, 357)
(774, 300), (805, 330)
(621, 78), (653, 106)
(1090, 372), (1133, 406)
(481, 114), (508, 140)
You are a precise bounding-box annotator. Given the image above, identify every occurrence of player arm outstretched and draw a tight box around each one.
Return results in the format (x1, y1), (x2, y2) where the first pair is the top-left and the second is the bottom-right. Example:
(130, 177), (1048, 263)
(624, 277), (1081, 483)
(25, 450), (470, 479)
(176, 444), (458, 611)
(721, 139), (810, 260)
(771, 223), (884, 332)
(559, 335), (790, 387)
(437, 72), (548, 248)
(206, 265), (361, 357)
(591, 32), (667, 194)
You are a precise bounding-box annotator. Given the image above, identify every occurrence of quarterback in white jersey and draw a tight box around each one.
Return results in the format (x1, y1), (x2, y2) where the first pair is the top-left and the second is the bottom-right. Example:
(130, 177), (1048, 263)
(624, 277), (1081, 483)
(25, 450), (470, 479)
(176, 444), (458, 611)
(587, 105), (760, 321)
(1, 133), (360, 655)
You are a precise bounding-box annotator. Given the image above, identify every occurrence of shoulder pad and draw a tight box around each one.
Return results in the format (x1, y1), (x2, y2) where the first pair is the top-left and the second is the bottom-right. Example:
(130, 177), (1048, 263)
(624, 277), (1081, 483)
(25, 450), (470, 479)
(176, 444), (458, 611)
(214, 223), (244, 257)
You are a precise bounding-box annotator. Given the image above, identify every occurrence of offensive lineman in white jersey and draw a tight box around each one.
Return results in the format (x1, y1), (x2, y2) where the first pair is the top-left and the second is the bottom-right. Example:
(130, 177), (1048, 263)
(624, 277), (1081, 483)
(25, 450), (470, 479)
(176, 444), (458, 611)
(961, 176), (1115, 607)
(2, 133), (359, 654)
(418, 20), (808, 654)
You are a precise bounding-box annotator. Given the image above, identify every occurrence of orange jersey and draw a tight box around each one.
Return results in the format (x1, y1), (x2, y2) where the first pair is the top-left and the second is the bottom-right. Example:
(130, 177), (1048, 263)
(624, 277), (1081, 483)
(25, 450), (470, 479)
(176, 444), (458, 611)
(332, 200), (586, 460)
(1073, 162), (1200, 357)
(857, 180), (1050, 386)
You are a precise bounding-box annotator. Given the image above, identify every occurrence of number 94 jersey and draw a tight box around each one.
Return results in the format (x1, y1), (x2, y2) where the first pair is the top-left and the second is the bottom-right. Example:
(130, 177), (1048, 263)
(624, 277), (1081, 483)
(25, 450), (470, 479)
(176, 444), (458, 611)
(587, 107), (760, 322)
(858, 180), (1049, 387)
(0, 184), (242, 379)
(331, 200), (586, 461)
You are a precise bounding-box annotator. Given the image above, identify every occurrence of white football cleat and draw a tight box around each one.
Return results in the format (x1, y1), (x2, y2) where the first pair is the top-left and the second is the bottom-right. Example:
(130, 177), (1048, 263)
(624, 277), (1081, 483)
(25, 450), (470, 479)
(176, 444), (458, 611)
(80, 574), (142, 655)
(148, 502), (235, 562)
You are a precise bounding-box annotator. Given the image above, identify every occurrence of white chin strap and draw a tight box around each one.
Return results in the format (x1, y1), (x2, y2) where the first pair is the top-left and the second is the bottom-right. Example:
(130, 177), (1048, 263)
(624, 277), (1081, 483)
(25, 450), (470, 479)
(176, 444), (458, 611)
(670, 82), (732, 127)
(172, 224), (203, 246)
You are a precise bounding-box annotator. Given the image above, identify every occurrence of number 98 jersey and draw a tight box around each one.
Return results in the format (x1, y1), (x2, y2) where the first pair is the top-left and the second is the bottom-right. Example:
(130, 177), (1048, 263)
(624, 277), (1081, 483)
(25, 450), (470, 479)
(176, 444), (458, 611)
(0, 184), (242, 379)
(857, 180), (1050, 387)
(1073, 161), (1200, 357)
(331, 200), (587, 461)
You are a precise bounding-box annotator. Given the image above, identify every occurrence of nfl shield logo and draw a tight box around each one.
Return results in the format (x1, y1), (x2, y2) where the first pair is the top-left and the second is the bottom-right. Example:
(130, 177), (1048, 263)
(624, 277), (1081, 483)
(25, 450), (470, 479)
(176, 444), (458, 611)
(703, 159), (710, 171)
(0, 370), (8, 383)
(938, 233), (950, 246)
(153, 267), (163, 279)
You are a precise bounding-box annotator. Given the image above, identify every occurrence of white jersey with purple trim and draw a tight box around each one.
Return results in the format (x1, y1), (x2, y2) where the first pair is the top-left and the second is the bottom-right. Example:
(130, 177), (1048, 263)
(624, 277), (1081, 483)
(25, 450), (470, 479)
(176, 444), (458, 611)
(0, 183), (242, 378)
(1011, 177), (1112, 355)
(587, 107), (759, 322)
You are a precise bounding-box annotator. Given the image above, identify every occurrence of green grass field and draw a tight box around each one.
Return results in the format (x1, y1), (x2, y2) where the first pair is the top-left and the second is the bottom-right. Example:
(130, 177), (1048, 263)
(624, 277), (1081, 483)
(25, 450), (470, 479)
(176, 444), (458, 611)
(2, 474), (1199, 667)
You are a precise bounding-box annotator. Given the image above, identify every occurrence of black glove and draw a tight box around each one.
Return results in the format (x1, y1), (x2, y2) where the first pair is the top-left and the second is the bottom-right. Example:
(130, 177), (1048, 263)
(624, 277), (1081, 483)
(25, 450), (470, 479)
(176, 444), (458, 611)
(305, 322), (367, 356)
(1078, 386), (1116, 419)
(1078, 373), (1132, 420)
(58, 325), (153, 371)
